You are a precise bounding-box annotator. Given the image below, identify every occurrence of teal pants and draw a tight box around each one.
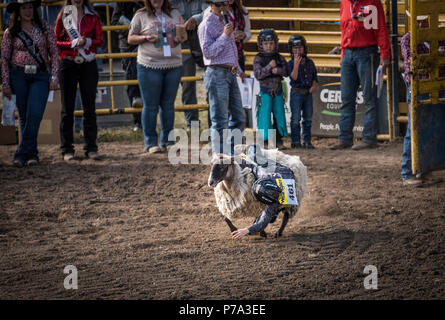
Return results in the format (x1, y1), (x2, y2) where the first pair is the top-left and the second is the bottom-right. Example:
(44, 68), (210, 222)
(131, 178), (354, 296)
(257, 92), (288, 141)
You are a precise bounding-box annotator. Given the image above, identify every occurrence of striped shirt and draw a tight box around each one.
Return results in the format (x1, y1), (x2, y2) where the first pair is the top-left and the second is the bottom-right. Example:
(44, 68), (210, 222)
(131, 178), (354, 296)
(197, 12), (242, 73)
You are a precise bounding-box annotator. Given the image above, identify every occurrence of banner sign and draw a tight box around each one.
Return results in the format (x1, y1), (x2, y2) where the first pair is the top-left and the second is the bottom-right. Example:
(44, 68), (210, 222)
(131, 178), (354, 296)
(311, 76), (365, 137)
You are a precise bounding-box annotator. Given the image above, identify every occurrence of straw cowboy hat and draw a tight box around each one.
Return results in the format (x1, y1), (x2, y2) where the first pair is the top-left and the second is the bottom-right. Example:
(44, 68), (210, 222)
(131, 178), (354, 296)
(7, 0), (42, 13)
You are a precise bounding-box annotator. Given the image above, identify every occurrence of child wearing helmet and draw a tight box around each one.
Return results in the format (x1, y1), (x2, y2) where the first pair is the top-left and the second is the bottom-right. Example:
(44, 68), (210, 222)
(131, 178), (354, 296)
(287, 34), (318, 149)
(231, 144), (299, 239)
(253, 28), (288, 148)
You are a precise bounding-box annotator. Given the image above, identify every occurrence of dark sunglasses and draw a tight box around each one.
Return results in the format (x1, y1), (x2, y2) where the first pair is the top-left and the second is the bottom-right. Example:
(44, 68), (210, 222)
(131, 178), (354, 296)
(214, 2), (229, 7)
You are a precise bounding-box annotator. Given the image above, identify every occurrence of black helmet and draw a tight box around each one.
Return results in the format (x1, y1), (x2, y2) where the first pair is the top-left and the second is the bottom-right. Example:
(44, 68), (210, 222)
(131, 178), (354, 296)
(257, 28), (279, 55)
(288, 34), (307, 57)
(252, 177), (283, 205)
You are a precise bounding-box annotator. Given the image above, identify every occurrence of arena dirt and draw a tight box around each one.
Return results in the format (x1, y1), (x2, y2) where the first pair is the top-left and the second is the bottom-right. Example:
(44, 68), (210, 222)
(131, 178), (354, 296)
(1, 137), (444, 299)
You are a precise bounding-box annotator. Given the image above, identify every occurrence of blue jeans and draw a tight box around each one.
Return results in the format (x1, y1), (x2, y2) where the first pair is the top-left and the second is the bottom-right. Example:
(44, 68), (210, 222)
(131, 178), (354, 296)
(340, 46), (379, 144)
(204, 67), (245, 155)
(401, 87), (430, 180)
(137, 64), (182, 150)
(290, 90), (313, 144)
(10, 67), (50, 161)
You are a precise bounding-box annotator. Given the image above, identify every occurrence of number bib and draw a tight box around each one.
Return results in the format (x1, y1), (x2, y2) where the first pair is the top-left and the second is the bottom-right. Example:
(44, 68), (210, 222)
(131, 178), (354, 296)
(276, 178), (299, 206)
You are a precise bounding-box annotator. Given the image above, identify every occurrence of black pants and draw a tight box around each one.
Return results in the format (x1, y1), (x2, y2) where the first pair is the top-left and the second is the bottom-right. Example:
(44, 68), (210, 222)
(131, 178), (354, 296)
(238, 52), (245, 72)
(59, 59), (99, 155)
(121, 47), (141, 125)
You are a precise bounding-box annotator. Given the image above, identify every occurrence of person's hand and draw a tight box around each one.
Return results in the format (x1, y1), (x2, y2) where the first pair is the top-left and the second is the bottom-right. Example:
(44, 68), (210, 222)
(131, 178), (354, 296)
(76, 37), (86, 48)
(294, 55), (302, 66)
(269, 59), (277, 68)
(238, 72), (247, 83)
(145, 34), (158, 43)
(232, 228), (249, 239)
(50, 79), (58, 91)
(234, 29), (245, 42)
(174, 35), (185, 44)
(381, 58), (390, 73)
(3, 87), (12, 100)
(184, 17), (197, 31)
(224, 23), (234, 36)
(271, 67), (278, 74)
(309, 85), (316, 94)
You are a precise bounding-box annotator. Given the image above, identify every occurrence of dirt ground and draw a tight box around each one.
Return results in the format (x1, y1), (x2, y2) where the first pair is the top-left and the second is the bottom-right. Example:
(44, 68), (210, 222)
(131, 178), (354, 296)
(1, 137), (444, 300)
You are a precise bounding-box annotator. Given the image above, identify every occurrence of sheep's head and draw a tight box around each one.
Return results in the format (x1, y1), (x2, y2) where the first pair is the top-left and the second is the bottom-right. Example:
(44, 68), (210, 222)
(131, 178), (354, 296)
(208, 154), (239, 188)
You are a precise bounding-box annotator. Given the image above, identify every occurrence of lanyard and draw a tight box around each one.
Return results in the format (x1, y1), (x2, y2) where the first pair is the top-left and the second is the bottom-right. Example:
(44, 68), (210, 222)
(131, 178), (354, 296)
(154, 11), (171, 57)
(155, 12), (166, 37)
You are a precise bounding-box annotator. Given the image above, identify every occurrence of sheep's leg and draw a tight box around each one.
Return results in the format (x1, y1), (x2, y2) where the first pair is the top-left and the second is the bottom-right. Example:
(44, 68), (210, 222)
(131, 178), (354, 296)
(224, 218), (238, 233)
(275, 211), (289, 238)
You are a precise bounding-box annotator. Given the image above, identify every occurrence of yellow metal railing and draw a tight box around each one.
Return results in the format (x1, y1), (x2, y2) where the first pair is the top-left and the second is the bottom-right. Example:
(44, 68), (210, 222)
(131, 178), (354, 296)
(410, 0), (445, 174)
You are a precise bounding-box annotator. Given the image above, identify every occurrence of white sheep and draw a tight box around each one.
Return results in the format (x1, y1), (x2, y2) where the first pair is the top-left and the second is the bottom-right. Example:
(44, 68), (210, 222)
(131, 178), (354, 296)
(208, 144), (307, 237)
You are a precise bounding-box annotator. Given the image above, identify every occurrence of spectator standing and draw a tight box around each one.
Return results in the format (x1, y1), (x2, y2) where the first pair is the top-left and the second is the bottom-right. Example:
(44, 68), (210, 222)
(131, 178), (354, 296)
(253, 29), (288, 148)
(128, 0), (186, 154)
(330, 0), (390, 150)
(287, 34), (318, 149)
(169, 0), (208, 132)
(111, 0), (144, 131)
(2, 0), (59, 167)
(399, 16), (430, 186)
(226, 0), (250, 71)
(55, 0), (103, 161)
(198, 0), (246, 155)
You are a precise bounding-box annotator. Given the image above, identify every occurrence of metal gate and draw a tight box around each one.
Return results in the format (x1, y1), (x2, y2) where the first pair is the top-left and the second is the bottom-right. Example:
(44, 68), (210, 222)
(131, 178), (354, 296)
(409, 0), (445, 174)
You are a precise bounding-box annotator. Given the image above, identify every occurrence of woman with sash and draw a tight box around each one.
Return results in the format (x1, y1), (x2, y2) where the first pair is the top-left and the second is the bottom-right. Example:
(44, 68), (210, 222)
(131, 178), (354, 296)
(54, 0), (103, 161)
(1, 0), (59, 167)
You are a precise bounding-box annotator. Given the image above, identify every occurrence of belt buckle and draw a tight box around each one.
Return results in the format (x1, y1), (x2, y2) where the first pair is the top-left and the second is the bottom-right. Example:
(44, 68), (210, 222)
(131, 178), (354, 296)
(230, 66), (237, 75)
(271, 89), (277, 97)
(74, 56), (85, 64)
(24, 65), (37, 74)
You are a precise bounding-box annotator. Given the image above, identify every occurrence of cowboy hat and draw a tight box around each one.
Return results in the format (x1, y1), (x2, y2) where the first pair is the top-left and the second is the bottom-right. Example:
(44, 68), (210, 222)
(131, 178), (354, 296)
(7, 0), (42, 14)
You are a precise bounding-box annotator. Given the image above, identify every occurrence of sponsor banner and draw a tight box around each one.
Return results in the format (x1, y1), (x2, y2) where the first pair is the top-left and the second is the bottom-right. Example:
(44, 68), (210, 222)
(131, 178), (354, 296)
(312, 76), (365, 137)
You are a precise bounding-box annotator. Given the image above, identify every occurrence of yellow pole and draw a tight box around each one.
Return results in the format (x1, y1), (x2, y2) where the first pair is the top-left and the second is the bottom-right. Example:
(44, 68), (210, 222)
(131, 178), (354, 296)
(385, 0), (394, 141)
(410, 0), (420, 174)
(74, 104), (210, 116)
(105, 2), (116, 112)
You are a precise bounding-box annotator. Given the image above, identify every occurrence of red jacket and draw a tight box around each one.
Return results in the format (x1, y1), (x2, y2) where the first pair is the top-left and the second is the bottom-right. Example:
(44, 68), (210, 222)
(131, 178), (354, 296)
(340, 0), (390, 60)
(54, 7), (103, 60)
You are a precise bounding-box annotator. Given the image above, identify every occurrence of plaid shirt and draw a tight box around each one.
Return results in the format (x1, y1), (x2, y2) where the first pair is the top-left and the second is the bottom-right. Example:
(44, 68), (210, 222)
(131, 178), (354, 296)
(400, 32), (430, 84)
(197, 12), (242, 73)
(287, 57), (318, 89)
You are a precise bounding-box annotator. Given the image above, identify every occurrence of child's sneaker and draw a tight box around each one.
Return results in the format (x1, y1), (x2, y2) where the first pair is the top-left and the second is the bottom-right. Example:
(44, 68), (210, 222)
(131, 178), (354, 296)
(291, 143), (302, 149)
(303, 142), (315, 149)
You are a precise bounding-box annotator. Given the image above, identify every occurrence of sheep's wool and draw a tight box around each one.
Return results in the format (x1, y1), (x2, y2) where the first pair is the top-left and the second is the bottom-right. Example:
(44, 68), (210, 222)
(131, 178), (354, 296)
(213, 146), (307, 221)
